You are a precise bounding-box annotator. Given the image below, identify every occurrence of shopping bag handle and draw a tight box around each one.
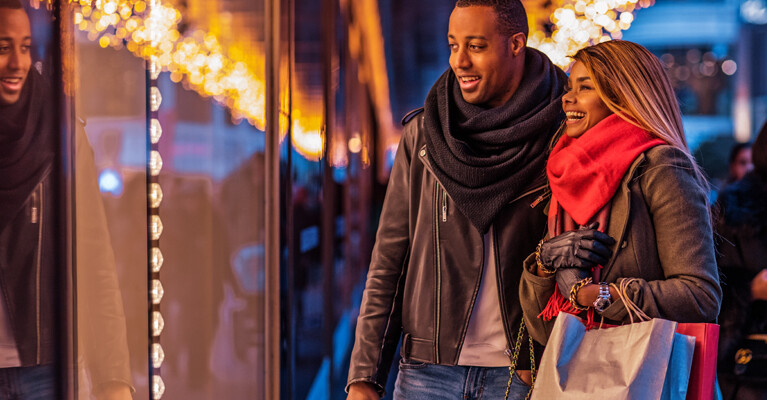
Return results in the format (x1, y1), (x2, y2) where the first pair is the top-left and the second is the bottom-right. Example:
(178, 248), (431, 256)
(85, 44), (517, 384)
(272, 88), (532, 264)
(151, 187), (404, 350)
(610, 278), (650, 324)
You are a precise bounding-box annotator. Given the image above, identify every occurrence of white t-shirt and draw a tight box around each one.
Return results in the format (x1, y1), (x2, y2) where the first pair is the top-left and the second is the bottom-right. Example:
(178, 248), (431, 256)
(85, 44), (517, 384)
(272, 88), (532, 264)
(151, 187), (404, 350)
(457, 226), (510, 367)
(0, 286), (21, 367)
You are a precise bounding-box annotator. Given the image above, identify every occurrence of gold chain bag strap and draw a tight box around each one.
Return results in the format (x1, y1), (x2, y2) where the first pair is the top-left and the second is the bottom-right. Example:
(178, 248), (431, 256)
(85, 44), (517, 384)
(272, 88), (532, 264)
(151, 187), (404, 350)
(504, 318), (536, 400)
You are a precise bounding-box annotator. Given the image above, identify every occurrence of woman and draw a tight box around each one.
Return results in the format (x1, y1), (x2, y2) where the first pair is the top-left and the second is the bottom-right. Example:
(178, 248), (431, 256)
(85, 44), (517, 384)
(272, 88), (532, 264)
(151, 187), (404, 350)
(716, 121), (767, 400)
(518, 40), (722, 345)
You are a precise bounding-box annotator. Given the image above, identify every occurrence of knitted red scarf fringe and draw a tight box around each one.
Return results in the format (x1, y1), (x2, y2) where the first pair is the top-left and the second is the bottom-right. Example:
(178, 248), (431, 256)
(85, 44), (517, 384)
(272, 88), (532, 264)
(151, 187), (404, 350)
(538, 115), (665, 325)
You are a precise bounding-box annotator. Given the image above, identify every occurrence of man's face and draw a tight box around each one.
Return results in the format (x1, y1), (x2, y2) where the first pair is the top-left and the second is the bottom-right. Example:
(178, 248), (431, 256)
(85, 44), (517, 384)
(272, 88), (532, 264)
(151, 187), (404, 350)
(0, 7), (32, 105)
(448, 6), (522, 108)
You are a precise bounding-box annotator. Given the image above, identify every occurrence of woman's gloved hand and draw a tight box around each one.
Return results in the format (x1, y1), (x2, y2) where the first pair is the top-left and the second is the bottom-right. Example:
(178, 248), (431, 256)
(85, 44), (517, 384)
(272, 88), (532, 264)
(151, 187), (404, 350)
(556, 267), (591, 298)
(539, 222), (616, 271)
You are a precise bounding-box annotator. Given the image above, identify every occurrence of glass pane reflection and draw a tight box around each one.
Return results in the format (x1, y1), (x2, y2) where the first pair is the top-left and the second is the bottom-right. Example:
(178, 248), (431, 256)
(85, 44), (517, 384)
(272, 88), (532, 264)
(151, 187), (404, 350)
(0, 2), (64, 398)
(72, 11), (146, 398)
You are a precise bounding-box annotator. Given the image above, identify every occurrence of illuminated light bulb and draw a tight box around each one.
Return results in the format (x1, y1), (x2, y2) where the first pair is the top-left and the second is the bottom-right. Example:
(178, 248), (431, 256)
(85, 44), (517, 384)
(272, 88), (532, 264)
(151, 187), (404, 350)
(151, 247), (164, 273)
(151, 280), (164, 304)
(574, 30), (590, 44)
(595, 1), (609, 14)
(152, 375), (165, 399)
(594, 14), (612, 27)
(152, 311), (164, 336)
(149, 183), (163, 209)
(102, 1), (117, 14)
(149, 150), (162, 176)
(150, 118), (162, 143)
(150, 60), (161, 80)
(150, 215), (163, 241)
(151, 343), (165, 369)
(150, 87), (162, 112)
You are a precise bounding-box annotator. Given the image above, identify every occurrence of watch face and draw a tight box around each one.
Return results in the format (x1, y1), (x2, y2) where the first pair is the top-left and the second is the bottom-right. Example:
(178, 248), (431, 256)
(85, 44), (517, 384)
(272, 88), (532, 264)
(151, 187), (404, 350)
(594, 297), (611, 312)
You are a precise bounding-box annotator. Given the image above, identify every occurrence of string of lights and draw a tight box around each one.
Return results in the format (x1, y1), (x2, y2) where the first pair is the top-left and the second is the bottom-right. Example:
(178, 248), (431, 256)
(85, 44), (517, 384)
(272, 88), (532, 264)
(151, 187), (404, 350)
(529, 0), (655, 68)
(64, 0), (656, 163)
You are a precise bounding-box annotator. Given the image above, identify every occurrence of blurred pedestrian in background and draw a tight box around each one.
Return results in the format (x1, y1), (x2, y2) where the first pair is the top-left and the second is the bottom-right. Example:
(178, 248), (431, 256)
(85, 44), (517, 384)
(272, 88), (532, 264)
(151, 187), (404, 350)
(716, 120), (767, 400)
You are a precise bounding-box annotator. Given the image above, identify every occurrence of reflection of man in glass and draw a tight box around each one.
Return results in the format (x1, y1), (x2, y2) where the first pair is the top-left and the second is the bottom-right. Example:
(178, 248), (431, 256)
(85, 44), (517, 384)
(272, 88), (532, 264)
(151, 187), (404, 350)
(0, 0), (132, 398)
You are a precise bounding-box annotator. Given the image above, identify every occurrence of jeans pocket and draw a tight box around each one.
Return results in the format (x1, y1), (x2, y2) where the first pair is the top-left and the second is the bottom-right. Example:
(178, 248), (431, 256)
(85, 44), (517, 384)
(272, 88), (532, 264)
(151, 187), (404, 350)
(513, 370), (532, 388)
(398, 358), (428, 370)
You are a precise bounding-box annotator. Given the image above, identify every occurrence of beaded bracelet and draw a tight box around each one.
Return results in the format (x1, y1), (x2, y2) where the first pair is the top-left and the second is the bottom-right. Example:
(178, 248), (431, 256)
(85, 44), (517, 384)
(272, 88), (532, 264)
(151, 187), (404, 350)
(535, 239), (555, 274)
(569, 277), (592, 311)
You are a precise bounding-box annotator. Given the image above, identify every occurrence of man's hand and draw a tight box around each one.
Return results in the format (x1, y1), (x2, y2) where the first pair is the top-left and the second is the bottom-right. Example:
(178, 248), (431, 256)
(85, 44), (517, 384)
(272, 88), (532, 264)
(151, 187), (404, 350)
(539, 223), (616, 271)
(752, 269), (767, 301)
(347, 382), (380, 400)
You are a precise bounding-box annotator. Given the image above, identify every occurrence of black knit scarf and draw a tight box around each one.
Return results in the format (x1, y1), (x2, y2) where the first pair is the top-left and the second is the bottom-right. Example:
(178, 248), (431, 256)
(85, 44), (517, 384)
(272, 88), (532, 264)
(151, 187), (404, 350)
(0, 70), (55, 233)
(423, 48), (566, 233)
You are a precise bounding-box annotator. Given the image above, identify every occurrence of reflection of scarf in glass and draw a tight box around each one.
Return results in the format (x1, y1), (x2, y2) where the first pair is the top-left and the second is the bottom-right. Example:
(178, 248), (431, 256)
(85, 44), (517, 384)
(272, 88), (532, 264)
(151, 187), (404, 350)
(0, 70), (55, 232)
(423, 48), (566, 234)
(539, 114), (665, 322)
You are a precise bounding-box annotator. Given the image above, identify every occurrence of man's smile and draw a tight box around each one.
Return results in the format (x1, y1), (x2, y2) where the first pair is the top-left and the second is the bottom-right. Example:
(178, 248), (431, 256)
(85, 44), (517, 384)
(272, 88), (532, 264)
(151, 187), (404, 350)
(0, 77), (25, 93)
(457, 75), (480, 90)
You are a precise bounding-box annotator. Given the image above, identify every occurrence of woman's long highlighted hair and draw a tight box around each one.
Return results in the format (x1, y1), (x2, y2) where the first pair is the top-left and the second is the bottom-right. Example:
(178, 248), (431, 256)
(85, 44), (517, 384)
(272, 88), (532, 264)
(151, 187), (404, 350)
(572, 40), (709, 188)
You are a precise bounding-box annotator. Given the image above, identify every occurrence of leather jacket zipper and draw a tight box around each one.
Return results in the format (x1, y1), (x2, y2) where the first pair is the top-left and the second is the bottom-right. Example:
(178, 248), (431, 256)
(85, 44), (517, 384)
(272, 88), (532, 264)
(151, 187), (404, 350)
(529, 187), (551, 209)
(30, 191), (39, 224)
(441, 186), (447, 222)
(433, 182), (442, 363)
(508, 184), (548, 207)
(35, 182), (43, 364)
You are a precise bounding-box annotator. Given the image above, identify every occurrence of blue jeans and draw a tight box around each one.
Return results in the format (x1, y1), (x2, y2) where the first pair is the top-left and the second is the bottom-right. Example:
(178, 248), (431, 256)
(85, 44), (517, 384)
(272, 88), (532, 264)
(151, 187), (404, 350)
(0, 365), (56, 400)
(393, 360), (531, 400)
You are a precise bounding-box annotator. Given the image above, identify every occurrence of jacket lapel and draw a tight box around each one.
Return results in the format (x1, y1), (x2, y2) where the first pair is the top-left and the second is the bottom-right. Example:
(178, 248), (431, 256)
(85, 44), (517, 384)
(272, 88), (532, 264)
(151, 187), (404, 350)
(601, 153), (646, 279)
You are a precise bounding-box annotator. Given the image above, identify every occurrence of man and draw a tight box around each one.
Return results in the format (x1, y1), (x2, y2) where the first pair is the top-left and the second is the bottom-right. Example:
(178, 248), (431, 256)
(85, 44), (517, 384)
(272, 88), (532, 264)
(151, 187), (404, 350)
(0, 1), (132, 398)
(346, 0), (566, 398)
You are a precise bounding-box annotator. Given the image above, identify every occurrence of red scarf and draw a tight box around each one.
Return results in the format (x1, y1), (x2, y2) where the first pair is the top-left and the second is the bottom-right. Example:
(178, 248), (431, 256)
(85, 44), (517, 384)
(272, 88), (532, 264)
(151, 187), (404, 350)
(538, 114), (665, 322)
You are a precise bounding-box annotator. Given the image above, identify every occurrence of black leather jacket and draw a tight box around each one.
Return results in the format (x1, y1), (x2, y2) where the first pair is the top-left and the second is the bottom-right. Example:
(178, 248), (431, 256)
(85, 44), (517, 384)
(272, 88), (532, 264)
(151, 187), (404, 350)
(347, 112), (550, 394)
(0, 166), (56, 366)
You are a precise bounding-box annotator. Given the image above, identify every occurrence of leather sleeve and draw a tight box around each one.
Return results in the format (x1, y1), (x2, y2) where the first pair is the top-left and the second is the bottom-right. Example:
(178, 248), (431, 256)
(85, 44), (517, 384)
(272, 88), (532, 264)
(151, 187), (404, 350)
(346, 121), (416, 395)
(600, 146), (722, 323)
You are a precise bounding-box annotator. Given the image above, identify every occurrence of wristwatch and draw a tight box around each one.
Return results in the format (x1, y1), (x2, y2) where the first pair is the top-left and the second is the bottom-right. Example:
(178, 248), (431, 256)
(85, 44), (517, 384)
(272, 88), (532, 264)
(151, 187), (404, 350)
(593, 282), (612, 313)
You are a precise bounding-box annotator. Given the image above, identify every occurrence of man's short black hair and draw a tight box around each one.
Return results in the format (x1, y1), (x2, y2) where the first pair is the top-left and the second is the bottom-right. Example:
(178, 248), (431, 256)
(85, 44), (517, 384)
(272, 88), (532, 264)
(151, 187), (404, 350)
(455, 0), (529, 38)
(0, 0), (24, 9)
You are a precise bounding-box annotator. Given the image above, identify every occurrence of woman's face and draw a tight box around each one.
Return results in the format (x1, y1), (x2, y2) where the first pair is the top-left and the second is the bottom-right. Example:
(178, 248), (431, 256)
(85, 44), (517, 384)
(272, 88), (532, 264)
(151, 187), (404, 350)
(562, 61), (613, 138)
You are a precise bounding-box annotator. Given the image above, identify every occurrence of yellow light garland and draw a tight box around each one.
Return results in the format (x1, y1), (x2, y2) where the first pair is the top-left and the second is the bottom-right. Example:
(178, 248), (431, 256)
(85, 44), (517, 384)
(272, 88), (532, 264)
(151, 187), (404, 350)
(60, 0), (655, 161)
(528, 0), (655, 69)
(67, 0), (326, 160)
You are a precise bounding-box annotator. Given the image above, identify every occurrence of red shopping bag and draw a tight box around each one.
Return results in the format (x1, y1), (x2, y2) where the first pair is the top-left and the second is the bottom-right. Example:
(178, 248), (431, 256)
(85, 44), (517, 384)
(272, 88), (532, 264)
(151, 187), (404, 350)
(587, 321), (719, 400)
(676, 323), (719, 400)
